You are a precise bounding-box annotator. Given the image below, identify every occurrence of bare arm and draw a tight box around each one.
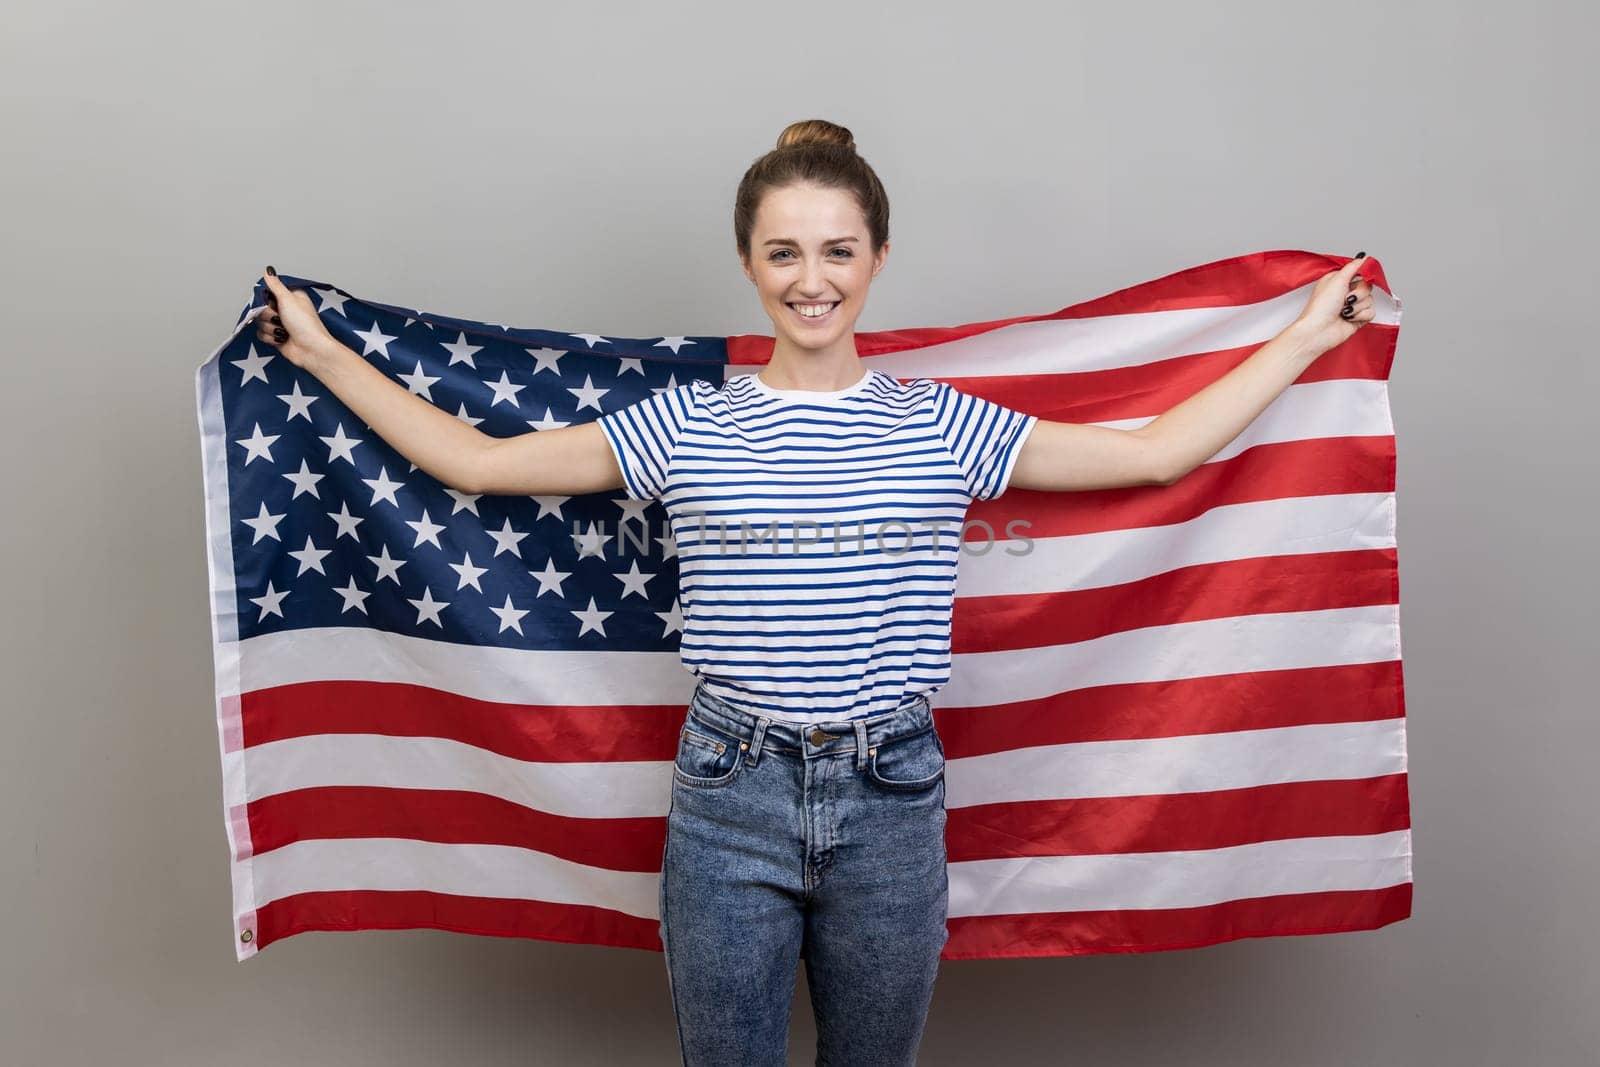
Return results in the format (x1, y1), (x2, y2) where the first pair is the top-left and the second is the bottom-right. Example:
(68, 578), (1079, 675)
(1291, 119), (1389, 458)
(1008, 256), (1376, 493)
(262, 270), (625, 498)
(308, 340), (625, 497)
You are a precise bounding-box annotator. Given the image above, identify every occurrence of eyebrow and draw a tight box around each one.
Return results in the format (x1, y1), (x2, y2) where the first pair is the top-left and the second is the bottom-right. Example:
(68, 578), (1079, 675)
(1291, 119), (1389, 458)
(762, 236), (860, 247)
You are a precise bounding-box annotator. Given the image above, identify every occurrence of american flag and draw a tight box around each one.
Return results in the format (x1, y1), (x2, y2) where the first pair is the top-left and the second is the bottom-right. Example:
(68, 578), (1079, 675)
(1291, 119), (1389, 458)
(195, 250), (1410, 961)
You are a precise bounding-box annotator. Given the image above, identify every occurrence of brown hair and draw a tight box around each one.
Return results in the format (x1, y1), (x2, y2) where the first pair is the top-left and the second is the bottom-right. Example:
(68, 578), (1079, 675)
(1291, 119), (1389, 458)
(733, 119), (891, 264)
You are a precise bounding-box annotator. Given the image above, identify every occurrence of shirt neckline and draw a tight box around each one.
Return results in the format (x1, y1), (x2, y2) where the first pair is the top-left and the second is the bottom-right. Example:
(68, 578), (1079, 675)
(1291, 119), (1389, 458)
(745, 367), (878, 402)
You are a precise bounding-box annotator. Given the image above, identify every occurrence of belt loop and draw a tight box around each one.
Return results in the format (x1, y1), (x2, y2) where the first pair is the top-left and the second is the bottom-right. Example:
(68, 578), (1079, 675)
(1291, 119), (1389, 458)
(853, 719), (869, 771)
(747, 716), (772, 766)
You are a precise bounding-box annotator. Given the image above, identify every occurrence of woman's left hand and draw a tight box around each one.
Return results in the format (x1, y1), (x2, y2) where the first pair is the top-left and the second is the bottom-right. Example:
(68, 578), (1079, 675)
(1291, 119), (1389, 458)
(1293, 253), (1377, 354)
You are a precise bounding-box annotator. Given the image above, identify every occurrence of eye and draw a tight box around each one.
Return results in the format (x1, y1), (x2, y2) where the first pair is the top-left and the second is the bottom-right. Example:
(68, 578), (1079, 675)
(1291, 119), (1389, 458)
(768, 247), (853, 261)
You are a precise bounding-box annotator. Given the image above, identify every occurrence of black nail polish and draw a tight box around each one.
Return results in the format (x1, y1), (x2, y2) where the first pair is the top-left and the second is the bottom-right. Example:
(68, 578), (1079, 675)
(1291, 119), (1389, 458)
(270, 314), (281, 324)
(1355, 251), (1366, 259)
(1345, 295), (1357, 305)
(274, 328), (289, 341)
(266, 265), (277, 276)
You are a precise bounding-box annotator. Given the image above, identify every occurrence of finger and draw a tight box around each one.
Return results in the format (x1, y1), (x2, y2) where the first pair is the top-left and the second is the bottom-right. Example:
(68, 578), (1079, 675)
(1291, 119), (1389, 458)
(1340, 251), (1368, 281)
(262, 266), (283, 307)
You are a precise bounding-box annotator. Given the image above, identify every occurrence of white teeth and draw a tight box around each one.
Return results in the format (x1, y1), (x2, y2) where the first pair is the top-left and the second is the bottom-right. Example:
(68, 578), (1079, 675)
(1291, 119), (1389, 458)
(792, 302), (838, 318)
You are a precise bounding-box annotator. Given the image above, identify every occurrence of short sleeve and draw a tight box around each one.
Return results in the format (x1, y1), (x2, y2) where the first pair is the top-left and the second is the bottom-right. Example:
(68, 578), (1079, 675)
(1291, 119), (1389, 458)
(929, 382), (1039, 501)
(595, 380), (707, 501)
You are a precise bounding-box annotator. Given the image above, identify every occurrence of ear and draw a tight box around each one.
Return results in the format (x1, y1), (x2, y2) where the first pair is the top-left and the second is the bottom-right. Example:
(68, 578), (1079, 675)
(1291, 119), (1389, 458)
(872, 239), (890, 278)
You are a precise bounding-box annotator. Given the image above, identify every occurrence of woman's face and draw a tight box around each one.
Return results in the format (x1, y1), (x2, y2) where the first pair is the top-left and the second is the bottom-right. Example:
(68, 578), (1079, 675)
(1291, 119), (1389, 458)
(741, 182), (888, 357)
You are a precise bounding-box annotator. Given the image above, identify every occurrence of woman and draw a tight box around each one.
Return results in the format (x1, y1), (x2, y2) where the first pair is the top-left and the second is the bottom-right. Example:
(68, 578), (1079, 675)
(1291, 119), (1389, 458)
(257, 118), (1375, 1067)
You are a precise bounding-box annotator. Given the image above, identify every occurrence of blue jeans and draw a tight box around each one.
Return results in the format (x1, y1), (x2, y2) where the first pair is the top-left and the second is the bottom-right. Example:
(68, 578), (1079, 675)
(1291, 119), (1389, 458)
(659, 682), (950, 1066)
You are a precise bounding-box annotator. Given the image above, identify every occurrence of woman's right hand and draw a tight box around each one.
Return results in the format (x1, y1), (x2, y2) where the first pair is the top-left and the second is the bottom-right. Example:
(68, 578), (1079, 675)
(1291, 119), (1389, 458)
(256, 266), (338, 371)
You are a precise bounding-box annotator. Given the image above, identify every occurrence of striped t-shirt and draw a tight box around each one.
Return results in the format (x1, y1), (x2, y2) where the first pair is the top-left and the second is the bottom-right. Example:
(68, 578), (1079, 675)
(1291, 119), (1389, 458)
(596, 366), (1038, 724)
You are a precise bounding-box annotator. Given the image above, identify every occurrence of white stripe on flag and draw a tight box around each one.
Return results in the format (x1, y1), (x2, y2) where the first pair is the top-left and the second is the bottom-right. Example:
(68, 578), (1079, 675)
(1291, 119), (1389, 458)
(948, 829), (1413, 917)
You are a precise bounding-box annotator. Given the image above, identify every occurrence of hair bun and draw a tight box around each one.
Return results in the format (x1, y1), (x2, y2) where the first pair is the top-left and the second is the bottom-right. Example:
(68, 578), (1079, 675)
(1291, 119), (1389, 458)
(776, 119), (856, 152)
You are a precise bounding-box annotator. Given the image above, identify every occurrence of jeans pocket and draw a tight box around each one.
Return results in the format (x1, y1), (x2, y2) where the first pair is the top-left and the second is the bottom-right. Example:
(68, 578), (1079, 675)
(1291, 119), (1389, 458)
(866, 726), (945, 792)
(673, 722), (744, 789)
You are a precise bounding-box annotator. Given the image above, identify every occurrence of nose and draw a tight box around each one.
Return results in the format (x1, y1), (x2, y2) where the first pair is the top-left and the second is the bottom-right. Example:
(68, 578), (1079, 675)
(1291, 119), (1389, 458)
(799, 256), (828, 298)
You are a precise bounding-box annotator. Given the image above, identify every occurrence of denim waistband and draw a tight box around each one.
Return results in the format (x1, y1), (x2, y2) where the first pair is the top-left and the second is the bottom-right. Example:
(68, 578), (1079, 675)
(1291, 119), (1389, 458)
(686, 681), (935, 768)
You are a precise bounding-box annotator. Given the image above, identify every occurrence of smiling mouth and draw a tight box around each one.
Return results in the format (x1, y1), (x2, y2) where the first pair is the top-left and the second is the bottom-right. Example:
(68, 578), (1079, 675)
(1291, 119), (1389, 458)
(787, 300), (840, 324)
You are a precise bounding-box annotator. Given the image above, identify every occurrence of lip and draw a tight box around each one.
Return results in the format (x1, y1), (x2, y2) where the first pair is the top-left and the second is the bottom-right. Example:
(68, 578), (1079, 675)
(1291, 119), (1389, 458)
(786, 300), (840, 326)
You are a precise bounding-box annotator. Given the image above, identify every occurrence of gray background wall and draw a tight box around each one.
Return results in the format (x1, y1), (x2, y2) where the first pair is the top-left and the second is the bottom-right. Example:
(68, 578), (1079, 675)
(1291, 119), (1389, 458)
(4, 1), (1595, 1063)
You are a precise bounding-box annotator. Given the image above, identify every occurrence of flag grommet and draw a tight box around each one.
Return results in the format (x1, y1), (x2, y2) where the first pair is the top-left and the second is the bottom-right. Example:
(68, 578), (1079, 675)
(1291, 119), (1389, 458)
(240, 929), (253, 944)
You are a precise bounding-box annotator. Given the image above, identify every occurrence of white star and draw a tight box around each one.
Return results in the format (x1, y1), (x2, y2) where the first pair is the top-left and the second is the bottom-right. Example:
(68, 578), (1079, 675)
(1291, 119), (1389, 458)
(612, 560), (656, 600)
(452, 403), (484, 427)
(531, 495), (571, 521)
(529, 557), (571, 598)
(651, 371), (684, 395)
(615, 357), (645, 376)
(363, 466), (405, 507)
(235, 423), (279, 465)
(288, 535), (332, 576)
(241, 502), (286, 544)
(249, 580), (289, 620)
(525, 409), (570, 431)
(367, 544), (406, 584)
(569, 333), (613, 349)
(490, 594), (530, 635)
(354, 320), (398, 359)
(567, 374), (609, 413)
(571, 520), (614, 560)
(277, 380), (318, 422)
(231, 344), (274, 385)
(449, 550), (489, 592)
(408, 587), (449, 627)
(656, 531), (678, 560)
(570, 596), (613, 637)
(398, 360), (441, 401)
(654, 337), (697, 355)
(485, 370), (526, 408)
(312, 287), (350, 317)
(656, 598), (685, 637)
(406, 508), (446, 549)
(441, 331), (483, 368)
(326, 500), (364, 541)
(486, 517), (529, 558)
(320, 424), (363, 465)
(614, 498), (653, 528)
(282, 459), (324, 500)
(442, 488), (482, 516)
(333, 577), (371, 615)
(527, 347), (565, 376)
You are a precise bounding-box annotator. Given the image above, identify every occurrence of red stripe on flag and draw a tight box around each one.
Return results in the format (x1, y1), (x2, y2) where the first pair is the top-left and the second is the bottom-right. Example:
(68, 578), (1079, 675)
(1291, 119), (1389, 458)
(955, 549), (1399, 654)
(934, 660), (1403, 756)
(236, 658), (1403, 770)
(966, 435), (1396, 542)
(242, 683), (684, 759)
(947, 774), (1412, 862)
(943, 329), (1395, 421)
(247, 786), (667, 871)
(253, 890), (664, 954)
(242, 774), (1408, 876)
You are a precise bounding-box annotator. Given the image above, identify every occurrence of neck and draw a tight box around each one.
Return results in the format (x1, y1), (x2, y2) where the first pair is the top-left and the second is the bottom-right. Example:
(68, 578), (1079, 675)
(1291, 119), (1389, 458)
(760, 337), (867, 391)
